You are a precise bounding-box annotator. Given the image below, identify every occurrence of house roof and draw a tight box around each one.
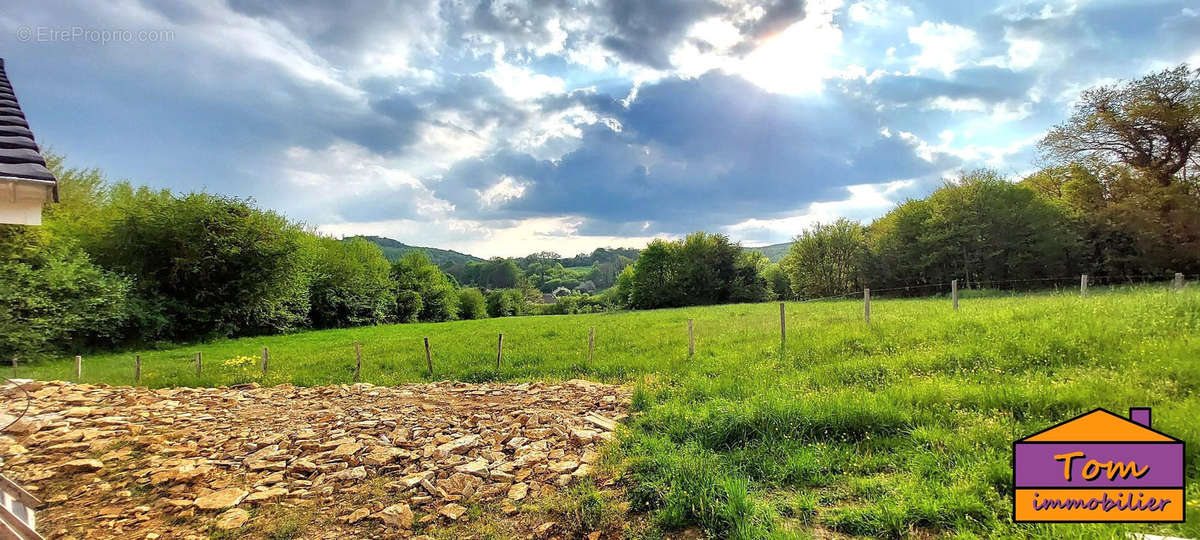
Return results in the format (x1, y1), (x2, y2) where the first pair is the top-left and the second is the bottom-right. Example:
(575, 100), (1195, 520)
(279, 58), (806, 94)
(0, 58), (58, 201)
(1019, 408), (1179, 443)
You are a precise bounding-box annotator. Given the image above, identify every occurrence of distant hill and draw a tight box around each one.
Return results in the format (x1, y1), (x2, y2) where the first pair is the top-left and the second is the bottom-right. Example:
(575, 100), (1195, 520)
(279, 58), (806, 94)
(744, 242), (792, 262)
(351, 236), (483, 267)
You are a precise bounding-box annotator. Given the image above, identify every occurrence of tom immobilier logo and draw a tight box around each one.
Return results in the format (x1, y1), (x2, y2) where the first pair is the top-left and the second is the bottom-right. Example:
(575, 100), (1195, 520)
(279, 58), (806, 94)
(1013, 407), (1184, 522)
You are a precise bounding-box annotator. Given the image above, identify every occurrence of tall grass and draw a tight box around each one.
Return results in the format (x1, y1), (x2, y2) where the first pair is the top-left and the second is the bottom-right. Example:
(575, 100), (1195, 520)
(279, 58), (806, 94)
(21, 284), (1200, 538)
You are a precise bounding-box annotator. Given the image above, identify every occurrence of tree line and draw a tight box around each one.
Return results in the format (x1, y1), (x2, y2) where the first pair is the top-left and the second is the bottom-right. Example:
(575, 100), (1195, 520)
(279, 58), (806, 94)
(0, 159), (557, 361)
(442, 247), (637, 294)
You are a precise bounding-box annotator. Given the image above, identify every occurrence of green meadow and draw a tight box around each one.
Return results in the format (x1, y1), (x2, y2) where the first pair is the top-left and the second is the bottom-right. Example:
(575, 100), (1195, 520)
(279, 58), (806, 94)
(22, 285), (1200, 538)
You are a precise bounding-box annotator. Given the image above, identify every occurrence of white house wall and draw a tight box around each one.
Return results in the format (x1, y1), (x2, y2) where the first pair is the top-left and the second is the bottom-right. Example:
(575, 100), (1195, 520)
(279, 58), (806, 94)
(0, 180), (52, 225)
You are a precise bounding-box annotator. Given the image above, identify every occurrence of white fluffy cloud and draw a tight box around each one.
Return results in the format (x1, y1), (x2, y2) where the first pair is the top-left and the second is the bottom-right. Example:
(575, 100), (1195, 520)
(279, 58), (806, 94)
(907, 21), (980, 75)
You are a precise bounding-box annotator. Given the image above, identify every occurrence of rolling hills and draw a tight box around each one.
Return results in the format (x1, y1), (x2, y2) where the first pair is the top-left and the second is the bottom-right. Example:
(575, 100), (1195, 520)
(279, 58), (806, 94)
(350, 235), (484, 266)
(743, 241), (792, 262)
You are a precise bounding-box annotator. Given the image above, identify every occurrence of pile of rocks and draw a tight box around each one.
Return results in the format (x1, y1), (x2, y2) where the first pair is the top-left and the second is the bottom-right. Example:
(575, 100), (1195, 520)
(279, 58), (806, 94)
(0, 378), (629, 538)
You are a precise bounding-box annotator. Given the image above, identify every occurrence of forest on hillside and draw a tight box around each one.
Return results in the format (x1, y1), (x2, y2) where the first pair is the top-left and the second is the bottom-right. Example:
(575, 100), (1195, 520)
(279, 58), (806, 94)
(348, 235), (483, 267)
(2, 65), (1197, 362)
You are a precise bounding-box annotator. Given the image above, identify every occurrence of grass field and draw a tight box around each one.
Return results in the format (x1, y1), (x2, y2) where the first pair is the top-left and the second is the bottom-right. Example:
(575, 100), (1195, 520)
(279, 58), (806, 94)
(21, 285), (1200, 538)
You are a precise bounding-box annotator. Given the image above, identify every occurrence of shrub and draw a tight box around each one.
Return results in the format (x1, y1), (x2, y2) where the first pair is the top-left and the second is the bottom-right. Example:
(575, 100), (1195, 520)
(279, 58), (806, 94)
(485, 288), (526, 317)
(456, 288), (486, 320)
(90, 192), (311, 341)
(308, 237), (395, 328)
(394, 290), (422, 323)
(391, 252), (458, 322)
(542, 293), (611, 315)
(0, 226), (129, 360)
(781, 219), (867, 298)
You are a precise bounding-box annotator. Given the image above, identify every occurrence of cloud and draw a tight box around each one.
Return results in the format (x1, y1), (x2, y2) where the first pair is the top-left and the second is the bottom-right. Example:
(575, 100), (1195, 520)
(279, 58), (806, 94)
(271, 141), (448, 224)
(906, 21), (980, 75)
(598, 0), (725, 69)
(725, 179), (918, 243)
(3, 0), (1199, 257)
(426, 72), (957, 234)
(847, 0), (913, 26)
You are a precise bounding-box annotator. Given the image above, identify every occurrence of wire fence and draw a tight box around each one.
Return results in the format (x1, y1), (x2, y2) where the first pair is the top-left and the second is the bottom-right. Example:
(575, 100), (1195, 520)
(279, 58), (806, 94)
(798, 272), (1198, 302)
(5, 272), (1195, 393)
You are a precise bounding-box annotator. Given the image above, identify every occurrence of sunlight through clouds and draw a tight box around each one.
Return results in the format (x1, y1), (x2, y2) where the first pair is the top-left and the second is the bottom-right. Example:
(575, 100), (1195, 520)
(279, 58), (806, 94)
(906, 21), (980, 75)
(738, 0), (845, 95)
(5, 0), (1198, 256)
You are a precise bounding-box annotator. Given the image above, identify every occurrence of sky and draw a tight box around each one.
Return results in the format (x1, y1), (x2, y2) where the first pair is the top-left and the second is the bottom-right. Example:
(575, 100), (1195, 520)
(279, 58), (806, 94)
(2, 1), (1198, 258)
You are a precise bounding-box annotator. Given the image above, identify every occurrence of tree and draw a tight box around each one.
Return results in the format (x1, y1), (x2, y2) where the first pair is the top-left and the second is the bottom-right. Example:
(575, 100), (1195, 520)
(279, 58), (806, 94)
(1040, 64), (1200, 186)
(391, 252), (459, 322)
(866, 199), (935, 287)
(730, 251), (770, 303)
(920, 171), (1078, 286)
(673, 232), (741, 304)
(457, 288), (487, 320)
(452, 258), (525, 289)
(626, 233), (768, 309)
(1022, 161), (1200, 276)
(781, 219), (867, 298)
(612, 265), (635, 307)
(629, 240), (682, 309)
(588, 254), (634, 289)
(865, 170), (1080, 289)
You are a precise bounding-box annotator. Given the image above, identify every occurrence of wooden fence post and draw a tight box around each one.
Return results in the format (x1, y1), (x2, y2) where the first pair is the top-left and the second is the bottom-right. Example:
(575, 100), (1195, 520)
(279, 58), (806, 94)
(135, 355), (141, 383)
(496, 333), (504, 369)
(195, 352), (202, 376)
(10, 357), (16, 378)
(424, 337), (433, 377)
(1175, 272), (1185, 291)
(588, 327), (595, 363)
(952, 279), (959, 311)
(261, 347), (269, 376)
(779, 303), (786, 350)
(354, 342), (362, 383)
(74, 355), (82, 380)
(864, 288), (871, 324)
(687, 319), (695, 358)
(1080, 274), (1088, 297)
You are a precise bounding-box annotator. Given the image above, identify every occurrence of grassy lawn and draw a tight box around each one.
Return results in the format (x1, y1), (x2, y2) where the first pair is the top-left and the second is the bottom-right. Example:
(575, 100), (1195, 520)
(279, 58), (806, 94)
(21, 285), (1200, 538)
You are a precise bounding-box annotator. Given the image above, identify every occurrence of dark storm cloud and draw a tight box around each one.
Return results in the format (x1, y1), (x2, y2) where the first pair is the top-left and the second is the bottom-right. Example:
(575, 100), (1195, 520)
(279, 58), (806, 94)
(598, 0), (724, 69)
(429, 73), (958, 234)
(466, 0), (572, 41)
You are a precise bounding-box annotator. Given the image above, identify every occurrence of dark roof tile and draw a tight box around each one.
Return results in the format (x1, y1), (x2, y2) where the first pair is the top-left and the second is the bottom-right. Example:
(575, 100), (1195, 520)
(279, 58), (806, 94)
(0, 125), (33, 138)
(0, 162), (55, 182)
(0, 136), (39, 150)
(0, 147), (45, 164)
(0, 58), (57, 194)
